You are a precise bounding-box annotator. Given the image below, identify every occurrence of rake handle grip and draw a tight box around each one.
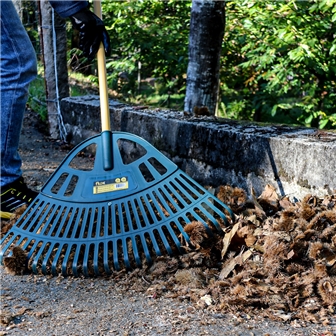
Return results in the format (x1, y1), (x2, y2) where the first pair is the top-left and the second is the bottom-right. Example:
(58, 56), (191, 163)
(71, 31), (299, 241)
(101, 130), (113, 171)
(94, 1), (113, 171)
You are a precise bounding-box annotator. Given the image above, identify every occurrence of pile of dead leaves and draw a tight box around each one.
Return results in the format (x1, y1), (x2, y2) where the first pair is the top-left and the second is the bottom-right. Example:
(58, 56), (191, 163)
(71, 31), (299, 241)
(107, 185), (336, 324)
(210, 185), (335, 323)
(2, 184), (336, 324)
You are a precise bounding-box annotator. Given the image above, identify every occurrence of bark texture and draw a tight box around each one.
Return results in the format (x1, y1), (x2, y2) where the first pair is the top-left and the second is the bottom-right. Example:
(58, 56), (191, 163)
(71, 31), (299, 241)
(184, 0), (225, 115)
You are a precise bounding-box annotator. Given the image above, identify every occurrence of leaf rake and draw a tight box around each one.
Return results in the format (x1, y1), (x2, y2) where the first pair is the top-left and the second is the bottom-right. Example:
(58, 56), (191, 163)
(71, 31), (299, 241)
(0, 1), (234, 276)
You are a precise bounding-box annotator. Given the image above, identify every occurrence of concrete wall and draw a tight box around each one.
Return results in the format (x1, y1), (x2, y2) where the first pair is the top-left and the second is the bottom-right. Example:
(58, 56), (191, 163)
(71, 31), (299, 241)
(61, 95), (336, 199)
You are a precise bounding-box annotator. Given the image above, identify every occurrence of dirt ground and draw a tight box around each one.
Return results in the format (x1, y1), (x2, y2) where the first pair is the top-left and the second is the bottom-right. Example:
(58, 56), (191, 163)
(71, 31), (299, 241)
(0, 110), (335, 336)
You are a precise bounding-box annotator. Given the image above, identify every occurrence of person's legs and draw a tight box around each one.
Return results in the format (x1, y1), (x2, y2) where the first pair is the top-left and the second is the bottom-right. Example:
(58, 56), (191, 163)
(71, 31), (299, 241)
(1, 1), (38, 218)
(1, 0), (37, 187)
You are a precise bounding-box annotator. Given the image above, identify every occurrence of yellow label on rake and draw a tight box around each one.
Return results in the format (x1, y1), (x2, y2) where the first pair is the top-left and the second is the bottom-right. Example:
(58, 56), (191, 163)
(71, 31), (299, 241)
(93, 177), (129, 194)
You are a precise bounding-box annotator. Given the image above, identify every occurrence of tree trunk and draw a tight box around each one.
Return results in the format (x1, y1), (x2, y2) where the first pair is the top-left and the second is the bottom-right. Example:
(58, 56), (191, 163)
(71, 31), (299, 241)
(38, 0), (69, 139)
(184, 0), (225, 116)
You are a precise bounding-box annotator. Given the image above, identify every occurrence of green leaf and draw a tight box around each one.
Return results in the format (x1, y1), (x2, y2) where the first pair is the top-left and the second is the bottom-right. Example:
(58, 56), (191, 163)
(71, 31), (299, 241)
(332, 11), (336, 22)
(319, 118), (329, 129)
(271, 104), (278, 117)
(305, 114), (314, 125)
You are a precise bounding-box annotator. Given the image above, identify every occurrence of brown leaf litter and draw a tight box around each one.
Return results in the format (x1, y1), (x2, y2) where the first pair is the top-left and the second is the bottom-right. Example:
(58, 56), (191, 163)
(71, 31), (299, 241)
(1, 184), (336, 325)
(0, 205), (27, 240)
(3, 246), (27, 275)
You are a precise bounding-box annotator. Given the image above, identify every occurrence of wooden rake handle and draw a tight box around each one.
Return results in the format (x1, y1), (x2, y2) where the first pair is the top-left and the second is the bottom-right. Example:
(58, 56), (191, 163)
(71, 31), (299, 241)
(94, 0), (111, 133)
(94, 0), (113, 170)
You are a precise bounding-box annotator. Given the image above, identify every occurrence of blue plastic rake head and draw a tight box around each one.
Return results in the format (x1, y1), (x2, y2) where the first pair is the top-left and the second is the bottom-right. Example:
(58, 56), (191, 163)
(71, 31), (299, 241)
(0, 131), (234, 276)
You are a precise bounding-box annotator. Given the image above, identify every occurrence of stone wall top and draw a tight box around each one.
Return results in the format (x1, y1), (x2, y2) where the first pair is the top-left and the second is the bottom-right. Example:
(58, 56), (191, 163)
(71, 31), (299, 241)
(61, 95), (336, 199)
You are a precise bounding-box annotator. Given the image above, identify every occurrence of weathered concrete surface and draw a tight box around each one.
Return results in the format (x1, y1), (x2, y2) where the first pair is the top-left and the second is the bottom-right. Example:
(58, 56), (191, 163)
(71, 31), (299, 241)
(61, 95), (336, 199)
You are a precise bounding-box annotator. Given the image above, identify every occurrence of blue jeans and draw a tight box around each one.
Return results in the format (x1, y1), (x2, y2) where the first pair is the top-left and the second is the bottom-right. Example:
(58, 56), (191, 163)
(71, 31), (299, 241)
(0, 1), (37, 188)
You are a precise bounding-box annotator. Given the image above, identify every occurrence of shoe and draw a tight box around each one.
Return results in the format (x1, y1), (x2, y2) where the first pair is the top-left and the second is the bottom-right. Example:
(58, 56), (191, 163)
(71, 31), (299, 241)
(0, 177), (38, 220)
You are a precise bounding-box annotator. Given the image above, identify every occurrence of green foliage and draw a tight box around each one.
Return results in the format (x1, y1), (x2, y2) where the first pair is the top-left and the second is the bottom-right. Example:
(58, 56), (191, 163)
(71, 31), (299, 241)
(27, 66), (98, 121)
(101, 0), (191, 95)
(98, 0), (335, 129)
(221, 0), (336, 128)
(26, 0), (336, 129)
(27, 71), (48, 121)
(20, 1), (40, 53)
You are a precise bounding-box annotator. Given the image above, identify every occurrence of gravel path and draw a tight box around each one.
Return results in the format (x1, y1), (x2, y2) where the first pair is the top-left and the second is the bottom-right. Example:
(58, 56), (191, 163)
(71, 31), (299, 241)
(1, 271), (335, 336)
(1, 111), (335, 336)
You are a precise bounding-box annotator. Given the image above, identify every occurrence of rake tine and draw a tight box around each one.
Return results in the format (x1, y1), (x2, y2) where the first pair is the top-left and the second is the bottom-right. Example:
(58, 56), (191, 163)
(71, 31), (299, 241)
(3, 240), (17, 258)
(124, 202), (133, 233)
(51, 243), (63, 276)
(102, 209), (112, 274)
(110, 203), (117, 236)
(136, 196), (151, 228)
(140, 234), (152, 265)
(0, 234), (20, 261)
(103, 242), (111, 274)
(87, 207), (97, 239)
(174, 176), (202, 199)
(131, 236), (142, 267)
(117, 203), (125, 234)
(72, 244), (82, 277)
(122, 238), (131, 270)
(208, 197), (235, 221)
(20, 238), (32, 256)
(38, 204), (60, 236)
(62, 244), (73, 276)
(196, 204), (222, 232)
(30, 240), (45, 273)
(61, 209), (77, 239)
(173, 216), (192, 243)
(21, 200), (48, 232)
(178, 173), (203, 191)
(153, 187), (174, 217)
(70, 207), (84, 239)
(157, 227), (173, 255)
(94, 207), (103, 239)
(184, 209), (213, 233)
(79, 207), (90, 239)
(2, 235), (27, 261)
(41, 243), (55, 274)
(93, 242), (100, 276)
(204, 201), (228, 227)
(103, 205), (109, 237)
(168, 181), (192, 207)
(40, 204), (63, 236)
(112, 239), (120, 271)
(143, 194), (159, 224)
(53, 207), (72, 238)
(163, 223), (183, 252)
(160, 185), (180, 212)
(82, 243), (91, 277)
(129, 199), (141, 231)
(148, 230), (162, 257)
(150, 190), (166, 220)
(164, 183), (187, 210)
